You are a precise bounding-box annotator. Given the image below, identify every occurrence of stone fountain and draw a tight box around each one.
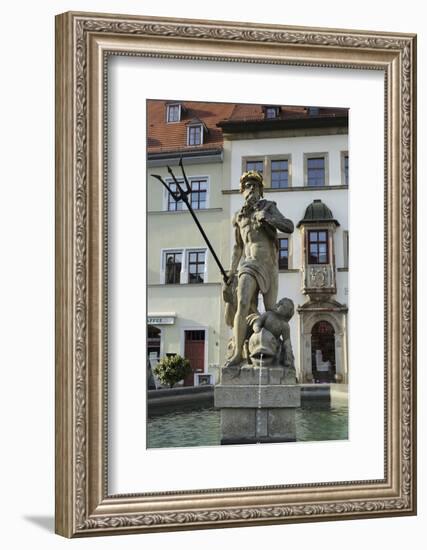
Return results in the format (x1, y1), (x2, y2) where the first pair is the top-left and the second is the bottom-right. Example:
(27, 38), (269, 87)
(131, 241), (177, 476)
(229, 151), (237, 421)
(215, 300), (301, 444)
(214, 170), (300, 445)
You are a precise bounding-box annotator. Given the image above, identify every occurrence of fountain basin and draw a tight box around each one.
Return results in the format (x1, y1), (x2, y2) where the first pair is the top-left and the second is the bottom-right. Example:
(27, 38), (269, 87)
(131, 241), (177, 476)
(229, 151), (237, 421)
(220, 365), (297, 385)
(215, 384), (300, 408)
(215, 364), (301, 445)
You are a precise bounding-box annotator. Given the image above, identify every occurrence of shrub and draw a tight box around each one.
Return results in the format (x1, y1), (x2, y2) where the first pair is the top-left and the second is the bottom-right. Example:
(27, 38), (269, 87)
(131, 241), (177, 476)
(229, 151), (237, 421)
(153, 355), (192, 388)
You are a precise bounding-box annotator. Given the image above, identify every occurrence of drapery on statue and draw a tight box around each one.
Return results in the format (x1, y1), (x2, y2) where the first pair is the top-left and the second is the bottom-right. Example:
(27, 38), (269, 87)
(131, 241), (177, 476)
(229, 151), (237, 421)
(223, 171), (294, 367)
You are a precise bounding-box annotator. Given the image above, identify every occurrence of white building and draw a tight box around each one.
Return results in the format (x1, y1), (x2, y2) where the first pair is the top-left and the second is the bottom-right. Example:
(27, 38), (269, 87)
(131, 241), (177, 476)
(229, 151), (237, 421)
(147, 101), (349, 385)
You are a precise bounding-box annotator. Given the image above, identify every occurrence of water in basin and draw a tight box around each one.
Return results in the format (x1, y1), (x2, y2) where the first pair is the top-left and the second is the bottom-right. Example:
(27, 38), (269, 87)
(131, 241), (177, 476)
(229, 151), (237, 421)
(147, 403), (348, 449)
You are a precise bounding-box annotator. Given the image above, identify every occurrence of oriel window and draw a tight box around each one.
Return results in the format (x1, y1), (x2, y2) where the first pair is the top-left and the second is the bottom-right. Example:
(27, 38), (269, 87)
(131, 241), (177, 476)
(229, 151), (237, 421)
(308, 230), (329, 264)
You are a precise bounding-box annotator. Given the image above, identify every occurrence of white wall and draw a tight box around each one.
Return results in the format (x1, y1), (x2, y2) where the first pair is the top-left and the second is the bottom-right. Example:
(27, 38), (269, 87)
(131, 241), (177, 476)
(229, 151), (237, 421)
(230, 134), (348, 188)
(1, 1), (424, 549)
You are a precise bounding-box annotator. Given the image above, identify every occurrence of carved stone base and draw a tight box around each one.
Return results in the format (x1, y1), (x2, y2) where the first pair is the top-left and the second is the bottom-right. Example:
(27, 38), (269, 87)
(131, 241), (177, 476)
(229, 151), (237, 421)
(215, 365), (301, 445)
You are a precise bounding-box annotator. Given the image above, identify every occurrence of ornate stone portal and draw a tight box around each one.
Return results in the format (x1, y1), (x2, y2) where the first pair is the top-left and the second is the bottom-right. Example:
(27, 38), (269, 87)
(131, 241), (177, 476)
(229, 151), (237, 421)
(214, 171), (300, 444)
(296, 199), (349, 384)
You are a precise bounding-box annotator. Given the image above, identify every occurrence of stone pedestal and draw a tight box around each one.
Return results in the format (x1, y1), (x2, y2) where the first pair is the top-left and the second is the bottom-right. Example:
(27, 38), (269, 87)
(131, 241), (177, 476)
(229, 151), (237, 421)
(214, 366), (301, 445)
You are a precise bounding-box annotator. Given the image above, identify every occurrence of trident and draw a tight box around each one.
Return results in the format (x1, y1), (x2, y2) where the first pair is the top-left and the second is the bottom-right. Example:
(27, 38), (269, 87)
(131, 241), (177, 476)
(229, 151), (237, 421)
(151, 158), (229, 284)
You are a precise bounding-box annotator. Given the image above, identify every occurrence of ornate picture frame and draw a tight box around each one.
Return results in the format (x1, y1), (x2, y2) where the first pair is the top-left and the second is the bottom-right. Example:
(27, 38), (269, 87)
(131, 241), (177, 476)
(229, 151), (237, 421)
(55, 11), (416, 537)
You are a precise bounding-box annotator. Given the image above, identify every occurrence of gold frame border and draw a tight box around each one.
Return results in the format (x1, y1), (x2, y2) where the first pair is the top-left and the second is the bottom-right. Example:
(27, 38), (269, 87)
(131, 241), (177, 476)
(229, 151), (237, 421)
(55, 11), (417, 537)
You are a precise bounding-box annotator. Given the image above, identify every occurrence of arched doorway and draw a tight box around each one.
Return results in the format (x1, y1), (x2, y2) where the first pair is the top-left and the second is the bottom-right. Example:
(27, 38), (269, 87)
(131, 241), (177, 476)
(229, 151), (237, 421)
(311, 320), (336, 383)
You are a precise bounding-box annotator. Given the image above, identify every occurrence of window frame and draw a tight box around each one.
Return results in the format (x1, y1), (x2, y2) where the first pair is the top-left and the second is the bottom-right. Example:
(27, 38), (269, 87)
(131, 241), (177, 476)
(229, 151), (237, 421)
(304, 152), (329, 187)
(341, 150), (349, 186)
(166, 103), (181, 123)
(187, 249), (206, 284)
(343, 230), (349, 269)
(241, 154), (292, 188)
(242, 156), (265, 176)
(163, 250), (183, 284)
(163, 176), (210, 211)
(188, 178), (208, 210)
(160, 248), (208, 284)
(307, 229), (329, 265)
(277, 235), (290, 270)
(264, 105), (279, 119)
(187, 123), (204, 146)
(270, 156), (291, 189)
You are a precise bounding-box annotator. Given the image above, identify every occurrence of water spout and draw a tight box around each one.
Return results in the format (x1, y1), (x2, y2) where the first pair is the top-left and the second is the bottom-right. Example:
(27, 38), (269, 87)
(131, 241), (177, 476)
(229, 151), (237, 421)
(256, 353), (263, 443)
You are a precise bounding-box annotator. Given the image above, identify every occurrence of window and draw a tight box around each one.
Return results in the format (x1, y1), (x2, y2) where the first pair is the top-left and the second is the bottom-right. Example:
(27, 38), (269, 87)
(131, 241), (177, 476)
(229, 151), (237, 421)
(264, 106), (279, 119)
(308, 230), (329, 264)
(245, 159), (264, 174)
(165, 252), (182, 284)
(307, 157), (325, 187)
(188, 251), (205, 284)
(278, 237), (289, 270)
(189, 179), (207, 210)
(186, 330), (205, 341)
(271, 159), (289, 188)
(243, 155), (292, 187)
(344, 154), (349, 185)
(343, 230), (349, 268)
(166, 104), (181, 123)
(308, 106), (320, 116)
(162, 249), (206, 284)
(166, 182), (184, 211)
(166, 178), (208, 211)
(187, 124), (203, 146)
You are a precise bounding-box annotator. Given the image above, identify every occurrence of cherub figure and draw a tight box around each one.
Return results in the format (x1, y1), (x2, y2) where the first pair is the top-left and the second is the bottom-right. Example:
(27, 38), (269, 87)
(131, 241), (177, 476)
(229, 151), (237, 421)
(251, 298), (295, 369)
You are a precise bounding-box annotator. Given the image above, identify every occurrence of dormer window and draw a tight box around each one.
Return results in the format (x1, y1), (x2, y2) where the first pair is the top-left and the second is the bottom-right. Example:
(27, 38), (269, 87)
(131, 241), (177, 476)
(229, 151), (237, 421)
(187, 123), (203, 146)
(264, 106), (280, 119)
(166, 103), (181, 123)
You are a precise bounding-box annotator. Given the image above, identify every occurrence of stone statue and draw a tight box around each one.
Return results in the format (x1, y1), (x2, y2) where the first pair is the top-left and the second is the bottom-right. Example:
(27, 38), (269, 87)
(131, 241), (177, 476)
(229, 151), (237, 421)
(248, 297), (295, 369)
(223, 171), (294, 366)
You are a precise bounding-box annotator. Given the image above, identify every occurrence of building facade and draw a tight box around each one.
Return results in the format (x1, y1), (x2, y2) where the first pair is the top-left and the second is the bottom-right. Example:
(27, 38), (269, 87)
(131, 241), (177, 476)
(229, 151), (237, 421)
(147, 101), (349, 385)
(147, 101), (233, 385)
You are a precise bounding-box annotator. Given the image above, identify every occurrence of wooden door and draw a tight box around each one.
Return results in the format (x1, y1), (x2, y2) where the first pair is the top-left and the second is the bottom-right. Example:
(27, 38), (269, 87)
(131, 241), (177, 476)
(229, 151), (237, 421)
(184, 330), (205, 386)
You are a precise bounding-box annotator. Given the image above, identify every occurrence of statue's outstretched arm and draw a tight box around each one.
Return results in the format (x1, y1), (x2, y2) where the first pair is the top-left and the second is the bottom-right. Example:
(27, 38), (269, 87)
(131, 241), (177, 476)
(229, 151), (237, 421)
(264, 202), (294, 234)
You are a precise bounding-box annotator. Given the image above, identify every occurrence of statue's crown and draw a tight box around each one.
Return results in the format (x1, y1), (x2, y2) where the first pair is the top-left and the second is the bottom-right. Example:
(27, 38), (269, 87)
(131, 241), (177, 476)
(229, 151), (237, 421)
(239, 171), (264, 194)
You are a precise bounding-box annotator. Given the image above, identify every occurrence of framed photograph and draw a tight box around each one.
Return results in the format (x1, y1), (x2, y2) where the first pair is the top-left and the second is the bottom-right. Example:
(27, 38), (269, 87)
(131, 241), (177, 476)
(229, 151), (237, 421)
(55, 11), (417, 537)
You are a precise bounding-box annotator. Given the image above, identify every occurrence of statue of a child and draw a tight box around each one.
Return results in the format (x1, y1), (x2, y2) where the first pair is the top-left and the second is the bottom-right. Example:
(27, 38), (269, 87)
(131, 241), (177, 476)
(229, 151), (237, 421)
(250, 298), (295, 369)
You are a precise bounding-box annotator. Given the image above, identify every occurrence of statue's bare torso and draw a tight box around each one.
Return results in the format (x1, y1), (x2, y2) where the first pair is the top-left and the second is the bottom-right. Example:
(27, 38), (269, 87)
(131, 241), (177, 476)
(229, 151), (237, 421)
(235, 210), (277, 268)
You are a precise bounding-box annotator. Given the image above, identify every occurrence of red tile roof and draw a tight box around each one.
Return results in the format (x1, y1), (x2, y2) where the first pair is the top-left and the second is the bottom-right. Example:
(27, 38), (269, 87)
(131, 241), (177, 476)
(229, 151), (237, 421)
(147, 100), (348, 153)
(147, 100), (235, 154)
(225, 104), (347, 123)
